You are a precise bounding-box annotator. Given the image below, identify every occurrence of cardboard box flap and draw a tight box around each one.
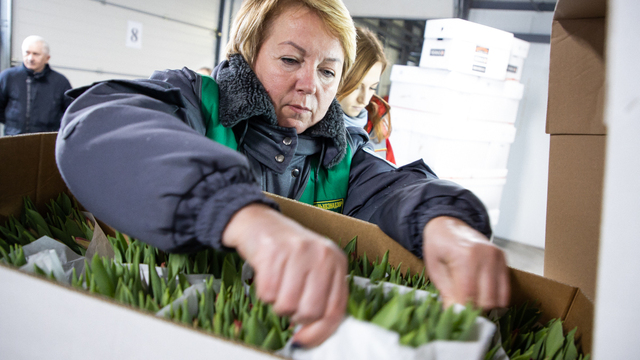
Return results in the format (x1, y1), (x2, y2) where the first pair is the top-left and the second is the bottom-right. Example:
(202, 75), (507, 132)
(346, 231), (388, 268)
(554, 0), (606, 20)
(0, 133), (594, 357)
(546, 8), (607, 135)
(267, 193), (426, 275)
(545, 135), (605, 299)
(564, 289), (594, 355)
(270, 192), (587, 331)
(0, 132), (68, 223)
(0, 263), (282, 359)
(509, 268), (578, 324)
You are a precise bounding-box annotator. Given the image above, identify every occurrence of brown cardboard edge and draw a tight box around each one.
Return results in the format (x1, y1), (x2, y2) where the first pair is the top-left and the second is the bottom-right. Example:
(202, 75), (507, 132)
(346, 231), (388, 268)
(544, 134), (605, 299)
(546, 19), (606, 135)
(268, 193), (587, 324)
(564, 289), (594, 355)
(266, 192), (425, 276)
(509, 268), (578, 323)
(553, 0), (606, 20)
(0, 133), (593, 354)
(0, 262), (286, 359)
(0, 134), (41, 221)
(510, 269), (594, 356)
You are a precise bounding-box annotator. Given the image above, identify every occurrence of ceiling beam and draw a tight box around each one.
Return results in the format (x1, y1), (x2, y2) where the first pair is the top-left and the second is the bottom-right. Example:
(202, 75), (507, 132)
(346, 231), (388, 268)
(471, 1), (557, 11)
(514, 33), (551, 43)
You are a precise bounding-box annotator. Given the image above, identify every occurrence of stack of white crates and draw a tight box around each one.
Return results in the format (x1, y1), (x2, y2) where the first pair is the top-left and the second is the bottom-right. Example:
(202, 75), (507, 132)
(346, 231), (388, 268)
(388, 19), (530, 228)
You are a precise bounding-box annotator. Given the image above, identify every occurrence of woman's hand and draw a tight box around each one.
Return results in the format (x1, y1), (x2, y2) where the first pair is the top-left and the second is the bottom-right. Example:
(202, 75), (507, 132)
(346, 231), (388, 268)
(423, 216), (510, 310)
(222, 203), (348, 347)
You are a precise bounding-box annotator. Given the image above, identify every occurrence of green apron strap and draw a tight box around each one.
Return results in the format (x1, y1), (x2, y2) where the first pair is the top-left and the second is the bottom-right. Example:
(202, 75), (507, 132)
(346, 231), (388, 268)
(200, 74), (351, 213)
(201, 75), (237, 150)
(298, 145), (351, 214)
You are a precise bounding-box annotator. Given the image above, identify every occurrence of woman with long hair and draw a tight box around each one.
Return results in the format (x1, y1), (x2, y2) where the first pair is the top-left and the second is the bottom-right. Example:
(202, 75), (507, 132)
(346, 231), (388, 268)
(338, 26), (395, 163)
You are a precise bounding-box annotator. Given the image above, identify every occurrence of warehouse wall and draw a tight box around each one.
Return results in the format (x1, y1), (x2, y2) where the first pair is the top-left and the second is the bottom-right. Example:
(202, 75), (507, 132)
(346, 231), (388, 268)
(343, 0), (454, 19)
(492, 43), (550, 249)
(468, 9), (553, 249)
(10, 0), (220, 87)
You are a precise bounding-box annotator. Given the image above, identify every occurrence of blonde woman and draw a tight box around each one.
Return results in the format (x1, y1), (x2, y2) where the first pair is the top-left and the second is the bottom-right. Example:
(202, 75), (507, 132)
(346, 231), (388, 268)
(339, 26), (395, 163)
(57, 0), (509, 347)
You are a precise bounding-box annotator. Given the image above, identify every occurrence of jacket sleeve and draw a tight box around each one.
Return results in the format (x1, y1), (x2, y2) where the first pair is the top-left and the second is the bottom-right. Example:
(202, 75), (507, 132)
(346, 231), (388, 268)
(343, 134), (492, 258)
(55, 70), (278, 253)
(60, 76), (73, 113)
(0, 72), (7, 124)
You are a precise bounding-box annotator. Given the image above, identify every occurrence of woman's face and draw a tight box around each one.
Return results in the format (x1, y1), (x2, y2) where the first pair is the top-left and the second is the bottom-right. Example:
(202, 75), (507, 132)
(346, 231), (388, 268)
(339, 62), (383, 117)
(253, 6), (344, 134)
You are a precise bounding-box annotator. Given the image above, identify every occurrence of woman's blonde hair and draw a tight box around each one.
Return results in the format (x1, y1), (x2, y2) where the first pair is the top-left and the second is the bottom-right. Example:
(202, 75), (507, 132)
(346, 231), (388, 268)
(337, 26), (391, 141)
(225, 0), (356, 83)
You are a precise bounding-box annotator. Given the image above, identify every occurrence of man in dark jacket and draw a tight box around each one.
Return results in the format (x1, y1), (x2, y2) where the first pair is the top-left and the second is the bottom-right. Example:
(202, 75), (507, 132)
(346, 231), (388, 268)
(0, 35), (71, 135)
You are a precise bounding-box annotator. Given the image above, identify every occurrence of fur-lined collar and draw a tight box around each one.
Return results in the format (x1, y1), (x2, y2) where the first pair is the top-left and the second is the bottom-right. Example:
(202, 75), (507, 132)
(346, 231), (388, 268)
(213, 54), (347, 168)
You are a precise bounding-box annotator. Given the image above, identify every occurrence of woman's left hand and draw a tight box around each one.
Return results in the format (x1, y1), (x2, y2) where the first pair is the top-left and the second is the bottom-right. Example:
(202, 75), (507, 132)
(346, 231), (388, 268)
(422, 216), (511, 310)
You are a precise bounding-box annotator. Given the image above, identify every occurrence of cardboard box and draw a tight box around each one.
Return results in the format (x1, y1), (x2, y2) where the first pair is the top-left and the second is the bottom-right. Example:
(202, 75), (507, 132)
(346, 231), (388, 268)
(545, 134), (606, 300)
(420, 19), (514, 80)
(389, 65), (524, 124)
(544, 0), (607, 304)
(506, 38), (530, 82)
(389, 107), (516, 171)
(0, 133), (594, 357)
(546, 0), (606, 135)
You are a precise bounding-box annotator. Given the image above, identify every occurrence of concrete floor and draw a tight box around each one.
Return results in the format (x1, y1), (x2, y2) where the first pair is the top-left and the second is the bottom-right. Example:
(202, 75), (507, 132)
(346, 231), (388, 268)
(493, 237), (544, 276)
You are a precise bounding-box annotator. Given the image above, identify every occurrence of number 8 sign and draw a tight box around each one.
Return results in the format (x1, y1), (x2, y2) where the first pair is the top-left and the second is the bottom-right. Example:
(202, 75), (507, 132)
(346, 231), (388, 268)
(126, 20), (143, 49)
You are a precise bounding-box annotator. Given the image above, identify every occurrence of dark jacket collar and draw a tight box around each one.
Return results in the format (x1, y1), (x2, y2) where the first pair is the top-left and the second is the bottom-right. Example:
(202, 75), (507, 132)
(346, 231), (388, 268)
(22, 63), (51, 80)
(213, 54), (347, 168)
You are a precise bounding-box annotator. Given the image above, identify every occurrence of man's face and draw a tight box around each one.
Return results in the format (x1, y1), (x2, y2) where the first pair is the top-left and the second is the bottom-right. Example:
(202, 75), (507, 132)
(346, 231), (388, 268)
(22, 41), (50, 73)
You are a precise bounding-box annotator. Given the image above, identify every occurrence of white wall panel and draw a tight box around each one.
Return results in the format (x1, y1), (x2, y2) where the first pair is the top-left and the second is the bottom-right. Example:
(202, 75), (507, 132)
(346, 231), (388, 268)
(11, 0), (218, 87)
(105, 0), (217, 28)
(493, 43), (550, 249)
(343, 0), (455, 19)
(594, 0), (640, 357)
(468, 9), (553, 35)
(467, 10), (553, 249)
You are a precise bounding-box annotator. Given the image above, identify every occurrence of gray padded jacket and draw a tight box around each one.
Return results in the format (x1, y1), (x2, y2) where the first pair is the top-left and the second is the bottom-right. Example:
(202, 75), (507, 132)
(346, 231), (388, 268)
(55, 55), (491, 257)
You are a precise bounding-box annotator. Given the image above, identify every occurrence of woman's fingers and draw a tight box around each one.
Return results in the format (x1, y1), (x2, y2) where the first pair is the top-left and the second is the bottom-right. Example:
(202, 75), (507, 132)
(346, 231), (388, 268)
(254, 248), (287, 303)
(290, 242), (343, 323)
(424, 216), (511, 310)
(221, 203), (348, 346)
(292, 268), (348, 347)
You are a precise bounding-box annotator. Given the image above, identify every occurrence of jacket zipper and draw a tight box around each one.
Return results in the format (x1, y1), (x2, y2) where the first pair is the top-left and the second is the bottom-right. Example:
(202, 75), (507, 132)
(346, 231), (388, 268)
(25, 77), (32, 132)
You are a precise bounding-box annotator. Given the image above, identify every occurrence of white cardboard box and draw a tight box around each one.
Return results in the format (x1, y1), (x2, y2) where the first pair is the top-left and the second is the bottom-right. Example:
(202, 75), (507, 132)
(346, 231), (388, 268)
(506, 37), (530, 82)
(436, 169), (508, 227)
(0, 133), (596, 356)
(389, 107), (516, 172)
(420, 18), (514, 80)
(389, 65), (523, 124)
(0, 264), (279, 360)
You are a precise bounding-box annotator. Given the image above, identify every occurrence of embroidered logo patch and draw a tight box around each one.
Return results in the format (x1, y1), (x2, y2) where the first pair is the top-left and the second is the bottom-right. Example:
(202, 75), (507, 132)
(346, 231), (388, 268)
(314, 199), (345, 213)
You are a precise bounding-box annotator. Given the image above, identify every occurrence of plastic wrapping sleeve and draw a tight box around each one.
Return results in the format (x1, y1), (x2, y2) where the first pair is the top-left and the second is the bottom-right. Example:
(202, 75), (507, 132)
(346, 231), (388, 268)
(20, 236), (84, 284)
(277, 276), (497, 360)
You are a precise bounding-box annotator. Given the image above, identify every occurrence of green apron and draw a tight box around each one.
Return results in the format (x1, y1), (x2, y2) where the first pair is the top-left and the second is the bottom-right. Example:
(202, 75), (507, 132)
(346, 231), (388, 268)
(199, 76), (351, 213)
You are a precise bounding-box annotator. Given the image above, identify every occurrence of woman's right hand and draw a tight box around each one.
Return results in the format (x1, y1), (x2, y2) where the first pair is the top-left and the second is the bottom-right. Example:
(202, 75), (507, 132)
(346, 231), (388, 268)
(221, 203), (348, 348)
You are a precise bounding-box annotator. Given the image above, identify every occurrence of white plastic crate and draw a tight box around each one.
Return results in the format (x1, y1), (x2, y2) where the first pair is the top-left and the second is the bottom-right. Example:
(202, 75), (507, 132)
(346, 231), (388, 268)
(420, 18), (514, 80)
(389, 65), (524, 124)
(389, 107), (516, 172)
